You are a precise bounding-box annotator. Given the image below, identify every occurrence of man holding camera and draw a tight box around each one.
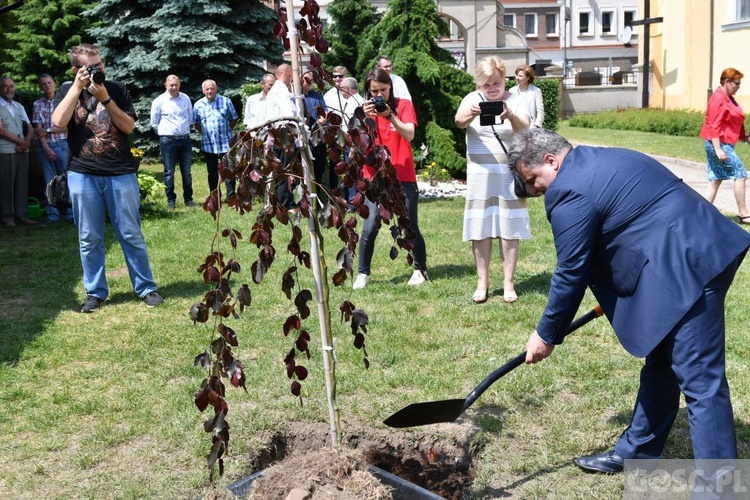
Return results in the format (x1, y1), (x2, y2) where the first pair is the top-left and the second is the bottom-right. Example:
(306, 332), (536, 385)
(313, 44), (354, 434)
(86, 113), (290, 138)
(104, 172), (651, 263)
(53, 43), (163, 313)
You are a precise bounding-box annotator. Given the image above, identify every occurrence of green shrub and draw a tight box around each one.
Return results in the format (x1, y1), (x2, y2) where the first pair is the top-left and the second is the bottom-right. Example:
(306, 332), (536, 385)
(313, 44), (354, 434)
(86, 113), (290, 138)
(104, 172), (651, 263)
(534, 78), (560, 130)
(568, 108), (709, 137)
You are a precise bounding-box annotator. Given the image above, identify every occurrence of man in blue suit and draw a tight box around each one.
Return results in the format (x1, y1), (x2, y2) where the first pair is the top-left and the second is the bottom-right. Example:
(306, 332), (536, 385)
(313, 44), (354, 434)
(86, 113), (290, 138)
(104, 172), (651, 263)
(507, 128), (750, 473)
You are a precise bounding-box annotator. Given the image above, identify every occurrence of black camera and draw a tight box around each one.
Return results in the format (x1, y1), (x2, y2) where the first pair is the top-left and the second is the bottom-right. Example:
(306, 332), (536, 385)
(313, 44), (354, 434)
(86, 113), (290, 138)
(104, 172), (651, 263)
(371, 96), (388, 114)
(87, 65), (105, 85)
(479, 100), (504, 126)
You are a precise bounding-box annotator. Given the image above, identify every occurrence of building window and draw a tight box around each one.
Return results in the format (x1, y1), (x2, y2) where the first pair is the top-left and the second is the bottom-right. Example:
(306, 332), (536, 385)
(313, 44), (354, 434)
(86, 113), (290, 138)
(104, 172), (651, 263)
(439, 16), (463, 40)
(623, 9), (637, 33)
(579, 11), (592, 36)
(546, 12), (559, 36)
(601, 9), (615, 35)
(503, 13), (515, 28)
(736, 0), (750, 21)
(524, 13), (538, 37)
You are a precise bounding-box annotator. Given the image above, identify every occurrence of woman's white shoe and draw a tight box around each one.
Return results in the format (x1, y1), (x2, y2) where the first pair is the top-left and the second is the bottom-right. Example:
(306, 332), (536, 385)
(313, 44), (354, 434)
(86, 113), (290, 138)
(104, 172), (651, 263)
(352, 273), (370, 289)
(408, 270), (427, 286)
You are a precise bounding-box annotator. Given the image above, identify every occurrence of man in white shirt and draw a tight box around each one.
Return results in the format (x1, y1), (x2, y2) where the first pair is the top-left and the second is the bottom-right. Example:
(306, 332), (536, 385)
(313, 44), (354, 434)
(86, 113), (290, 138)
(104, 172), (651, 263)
(340, 77), (364, 127)
(376, 55), (412, 101)
(0, 76), (36, 227)
(323, 66), (349, 117)
(265, 64), (299, 209)
(266, 64), (297, 120)
(243, 73), (276, 130)
(150, 74), (194, 209)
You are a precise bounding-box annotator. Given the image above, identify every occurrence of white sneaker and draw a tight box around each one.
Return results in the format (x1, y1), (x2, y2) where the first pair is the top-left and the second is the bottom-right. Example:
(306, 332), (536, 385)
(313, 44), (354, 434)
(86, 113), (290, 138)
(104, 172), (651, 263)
(408, 270), (427, 286)
(352, 273), (370, 290)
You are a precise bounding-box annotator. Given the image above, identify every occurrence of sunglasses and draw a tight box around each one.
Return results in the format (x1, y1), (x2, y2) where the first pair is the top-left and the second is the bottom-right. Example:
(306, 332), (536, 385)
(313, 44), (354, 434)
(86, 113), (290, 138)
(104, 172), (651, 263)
(333, 74), (344, 78)
(732, 80), (742, 86)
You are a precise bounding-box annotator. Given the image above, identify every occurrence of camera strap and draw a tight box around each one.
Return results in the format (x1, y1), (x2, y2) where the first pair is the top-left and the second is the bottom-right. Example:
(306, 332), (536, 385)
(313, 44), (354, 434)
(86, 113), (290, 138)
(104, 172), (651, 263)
(478, 93), (508, 155)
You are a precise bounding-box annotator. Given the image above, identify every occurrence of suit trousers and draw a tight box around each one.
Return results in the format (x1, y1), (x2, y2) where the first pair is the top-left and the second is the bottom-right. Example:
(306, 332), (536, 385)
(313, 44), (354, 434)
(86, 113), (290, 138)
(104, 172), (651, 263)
(0, 152), (29, 222)
(614, 256), (741, 460)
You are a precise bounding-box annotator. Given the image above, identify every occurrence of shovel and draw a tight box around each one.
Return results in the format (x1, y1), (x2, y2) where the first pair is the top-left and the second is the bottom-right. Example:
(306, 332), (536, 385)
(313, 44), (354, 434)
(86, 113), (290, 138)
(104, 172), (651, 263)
(383, 305), (604, 428)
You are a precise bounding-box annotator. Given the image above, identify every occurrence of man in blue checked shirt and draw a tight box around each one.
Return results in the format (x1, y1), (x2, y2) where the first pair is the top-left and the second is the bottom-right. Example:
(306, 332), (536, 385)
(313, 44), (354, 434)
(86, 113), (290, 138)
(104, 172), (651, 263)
(33, 73), (72, 222)
(193, 80), (238, 201)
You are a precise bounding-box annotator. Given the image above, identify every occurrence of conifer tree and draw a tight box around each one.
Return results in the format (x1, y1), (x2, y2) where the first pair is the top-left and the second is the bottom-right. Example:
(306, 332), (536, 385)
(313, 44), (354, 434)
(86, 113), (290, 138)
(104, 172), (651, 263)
(323, 0), (380, 73)
(86, 0), (283, 145)
(3, 0), (99, 92)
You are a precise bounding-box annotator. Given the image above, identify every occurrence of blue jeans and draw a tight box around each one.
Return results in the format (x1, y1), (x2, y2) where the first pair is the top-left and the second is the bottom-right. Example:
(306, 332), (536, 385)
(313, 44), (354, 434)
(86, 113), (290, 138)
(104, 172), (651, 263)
(357, 181), (426, 275)
(38, 140), (71, 221)
(68, 171), (158, 300)
(160, 135), (193, 203)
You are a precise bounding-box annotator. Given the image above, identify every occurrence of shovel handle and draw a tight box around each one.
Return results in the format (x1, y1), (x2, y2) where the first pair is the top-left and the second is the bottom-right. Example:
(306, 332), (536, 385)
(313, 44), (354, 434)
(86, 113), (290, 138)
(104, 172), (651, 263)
(462, 304), (604, 411)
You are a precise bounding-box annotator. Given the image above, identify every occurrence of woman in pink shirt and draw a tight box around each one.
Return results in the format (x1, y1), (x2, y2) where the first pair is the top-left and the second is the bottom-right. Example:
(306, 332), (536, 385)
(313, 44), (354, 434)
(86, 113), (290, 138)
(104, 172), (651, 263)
(700, 67), (750, 222)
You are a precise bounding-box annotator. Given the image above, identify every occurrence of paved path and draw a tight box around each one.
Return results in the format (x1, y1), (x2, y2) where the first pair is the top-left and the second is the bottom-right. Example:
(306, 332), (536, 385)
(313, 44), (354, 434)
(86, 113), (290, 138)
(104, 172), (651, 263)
(649, 154), (741, 217)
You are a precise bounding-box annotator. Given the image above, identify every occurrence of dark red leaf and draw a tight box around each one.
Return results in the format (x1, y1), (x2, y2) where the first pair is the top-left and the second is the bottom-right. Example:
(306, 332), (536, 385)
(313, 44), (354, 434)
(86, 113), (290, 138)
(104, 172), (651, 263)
(283, 315), (301, 336)
(295, 365), (308, 380)
(353, 332), (365, 349)
(218, 324), (238, 347)
(295, 335), (309, 352)
(332, 268), (347, 286)
(237, 285), (251, 312)
(291, 380), (302, 396)
(204, 266), (220, 283)
(315, 38), (329, 53)
(294, 290), (313, 319)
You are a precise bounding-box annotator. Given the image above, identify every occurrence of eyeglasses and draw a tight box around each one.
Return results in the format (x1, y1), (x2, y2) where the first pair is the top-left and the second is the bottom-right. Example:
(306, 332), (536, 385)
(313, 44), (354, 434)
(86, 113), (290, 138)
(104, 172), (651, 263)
(303, 78), (313, 84)
(732, 80), (742, 86)
(333, 74), (344, 79)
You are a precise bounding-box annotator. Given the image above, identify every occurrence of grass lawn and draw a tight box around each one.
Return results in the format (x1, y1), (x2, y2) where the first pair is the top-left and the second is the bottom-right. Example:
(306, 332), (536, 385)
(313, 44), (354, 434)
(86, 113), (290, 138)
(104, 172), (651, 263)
(1, 147), (750, 498)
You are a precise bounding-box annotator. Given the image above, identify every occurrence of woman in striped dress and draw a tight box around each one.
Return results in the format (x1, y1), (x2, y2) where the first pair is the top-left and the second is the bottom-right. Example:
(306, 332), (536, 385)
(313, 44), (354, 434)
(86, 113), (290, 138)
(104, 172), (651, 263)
(454, 56), (532, 304)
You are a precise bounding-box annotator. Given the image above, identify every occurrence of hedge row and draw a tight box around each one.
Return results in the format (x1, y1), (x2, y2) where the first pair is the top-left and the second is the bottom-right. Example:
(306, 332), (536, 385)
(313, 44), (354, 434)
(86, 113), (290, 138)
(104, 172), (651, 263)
(568, 108), (709, 137)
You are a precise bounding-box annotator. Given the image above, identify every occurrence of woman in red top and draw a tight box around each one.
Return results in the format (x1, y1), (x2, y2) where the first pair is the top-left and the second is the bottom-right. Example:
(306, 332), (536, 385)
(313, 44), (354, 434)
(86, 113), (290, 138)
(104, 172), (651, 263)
(700, 67), (750, 222)
(352, 69), (426, 290)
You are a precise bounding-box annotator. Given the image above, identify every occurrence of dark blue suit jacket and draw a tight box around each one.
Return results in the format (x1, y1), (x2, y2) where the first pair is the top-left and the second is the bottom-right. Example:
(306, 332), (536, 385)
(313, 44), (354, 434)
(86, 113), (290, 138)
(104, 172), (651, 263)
(537, 146), (750, 357)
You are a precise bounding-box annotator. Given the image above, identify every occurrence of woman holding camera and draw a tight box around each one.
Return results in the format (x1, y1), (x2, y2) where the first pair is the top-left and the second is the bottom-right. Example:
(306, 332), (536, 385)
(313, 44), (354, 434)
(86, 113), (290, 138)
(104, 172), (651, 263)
(351, 68), (426, 290)
(455, 56), (531, 304)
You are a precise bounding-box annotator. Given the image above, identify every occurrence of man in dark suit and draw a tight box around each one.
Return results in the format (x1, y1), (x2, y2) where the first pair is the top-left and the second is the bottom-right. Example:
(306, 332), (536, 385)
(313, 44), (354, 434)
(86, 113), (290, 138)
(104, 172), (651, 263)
(507, 128), (750, 473)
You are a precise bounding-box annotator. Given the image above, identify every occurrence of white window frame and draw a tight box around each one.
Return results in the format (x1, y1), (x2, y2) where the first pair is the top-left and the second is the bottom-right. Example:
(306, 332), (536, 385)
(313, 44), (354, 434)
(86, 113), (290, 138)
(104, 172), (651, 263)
(545, 12), (559, 37)
(578, 9), (593, 36)
(600, 9), (616, 36)
(524, 13), (538, 37)
(734, 0), (750, 21)
(503, 13), (516, 29)
(623, 9), (638, 34)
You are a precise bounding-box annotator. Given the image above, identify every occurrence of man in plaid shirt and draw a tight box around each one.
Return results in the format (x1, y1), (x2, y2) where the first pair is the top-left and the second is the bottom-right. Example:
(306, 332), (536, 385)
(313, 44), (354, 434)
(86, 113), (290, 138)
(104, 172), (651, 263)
(193, 80), (237, 202)
(33, 73), (72, 222)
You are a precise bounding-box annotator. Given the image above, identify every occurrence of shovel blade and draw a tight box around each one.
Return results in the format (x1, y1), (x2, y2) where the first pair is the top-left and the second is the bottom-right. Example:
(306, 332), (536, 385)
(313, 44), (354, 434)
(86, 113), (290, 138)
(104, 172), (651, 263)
(383, 398), (466, 428)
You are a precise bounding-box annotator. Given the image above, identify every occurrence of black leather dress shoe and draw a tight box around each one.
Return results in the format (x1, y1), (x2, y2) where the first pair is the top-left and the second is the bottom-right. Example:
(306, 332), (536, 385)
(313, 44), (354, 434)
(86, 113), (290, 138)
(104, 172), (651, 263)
(573, 450), (625, 474)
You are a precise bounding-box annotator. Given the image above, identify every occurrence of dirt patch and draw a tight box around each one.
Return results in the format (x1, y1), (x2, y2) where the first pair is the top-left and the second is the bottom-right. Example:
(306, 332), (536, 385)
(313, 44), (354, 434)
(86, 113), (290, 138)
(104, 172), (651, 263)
(225, 421), (477, 499)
